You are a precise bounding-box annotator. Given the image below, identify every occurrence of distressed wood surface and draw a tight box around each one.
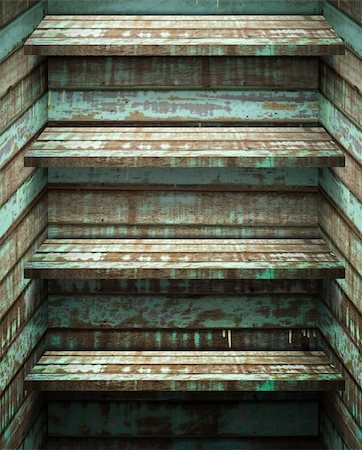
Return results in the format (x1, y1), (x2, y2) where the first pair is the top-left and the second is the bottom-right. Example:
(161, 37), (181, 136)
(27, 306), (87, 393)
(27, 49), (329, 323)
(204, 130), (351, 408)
(25, 350), (343, 392)
(43, 436), (325, 450)
(24, 15), (344, 56)
(48, 293), (317, 329)
(47, 187), (319, 240)
(47, 90), (319, 123)
(48, 56), (319, 90)
(24, 238), (344, 280)
(328, 0), (362, 25)
(0, 0), (39, 28)
(25, 126), (344, 168)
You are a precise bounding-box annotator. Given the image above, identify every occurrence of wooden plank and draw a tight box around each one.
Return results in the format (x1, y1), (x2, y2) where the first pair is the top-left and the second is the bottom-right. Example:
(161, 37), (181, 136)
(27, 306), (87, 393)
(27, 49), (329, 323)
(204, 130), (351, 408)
(43, 436), (325, 450)
(47, 328), (320, 352)
(319, 95), (362, 165)
(322, 49), (362, 95)
(0, 338), (46, 434)
(48, 56), (319, 90)
(47, 90), (319, 123)
(0, 0), (46, 62)
(25, 126), (344, 168)
(24, 15), (344, 56)
(24, 238), (344, 280)
(47, 279), (320, 296)
(48, 293), (317, 329)
(47, 399), (319, 437)
(18, 409), (47, 450)
(0, 1), (39, 28)
(24, 350), (343, 391)
(319, 62), (361, 128)
(328, 1), (362, 25)
(323, 1), (361, 57)
(0, 45), (44, 99)
(0, 62), (47, 135)
(0, 94), (47, 170)
(47, 0), (322, 15)
(47, 167), (318, 190)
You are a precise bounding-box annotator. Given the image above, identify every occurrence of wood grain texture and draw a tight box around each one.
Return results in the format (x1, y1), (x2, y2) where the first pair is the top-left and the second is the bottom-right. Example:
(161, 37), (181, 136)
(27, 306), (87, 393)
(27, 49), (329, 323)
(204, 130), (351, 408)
(47, 398), (319, 437)
(47, 90), (319, 123)
(43, 436), (326, 450)
(328, 0), (362, 25)
(0, 0), (39, 28)
(47, 328), (320, 352)
(24, 238), (344, 280)
(48, 293), (317, 329)
(25, 126), (344, 168)
(48, 56), (319, 90)
(24, 15), (344, 56)
(24, 350), (343, 391)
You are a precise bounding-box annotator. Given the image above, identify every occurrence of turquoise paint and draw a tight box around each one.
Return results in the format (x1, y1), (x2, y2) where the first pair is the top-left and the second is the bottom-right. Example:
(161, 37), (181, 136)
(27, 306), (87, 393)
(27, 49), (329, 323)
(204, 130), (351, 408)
(322, 1), (362, 57)
(0, 1), (46, 63)
(48, 167), (318, 187)
(48, 90), (319, 122)
(318, 302), (362, 387)
(0, 169), (47, 239)
(319, 168), (362, 234)
(48, 399), (318, 436)
(21, 410), (47, 450)
(0, 303), (47, 392)
(319, 95), (362, 164)
(45, 293), (317, 329)
(47, 0), (322, 15)
(0, 94), (47, 169)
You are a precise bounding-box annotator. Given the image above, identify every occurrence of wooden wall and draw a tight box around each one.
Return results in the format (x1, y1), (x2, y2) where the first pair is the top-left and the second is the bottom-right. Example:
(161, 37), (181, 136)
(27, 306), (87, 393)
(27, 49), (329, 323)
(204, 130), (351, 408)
(44, 1), (325, 446)
(0, 1), (48, 449)
(318, 2), (362, 449)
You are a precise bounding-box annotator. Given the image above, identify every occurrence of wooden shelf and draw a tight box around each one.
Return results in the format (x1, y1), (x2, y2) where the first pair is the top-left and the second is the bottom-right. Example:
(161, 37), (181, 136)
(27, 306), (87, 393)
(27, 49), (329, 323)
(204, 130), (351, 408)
(25, 350), (344, 391)
(24, 238), (345, 280)
(24, 15), (344, 56)
(24, 126), (345, 168)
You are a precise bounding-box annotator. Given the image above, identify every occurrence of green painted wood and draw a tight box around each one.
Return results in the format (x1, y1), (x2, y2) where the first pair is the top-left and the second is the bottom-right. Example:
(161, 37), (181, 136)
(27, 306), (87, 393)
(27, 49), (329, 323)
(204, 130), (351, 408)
(0, 303), (47, 392)
(0, 94), (47, 170)
(48, 56), (319, 90)
(320, 407), (345, 450)
(25, 15), (343, 56)
(48, 293), (317, 329)
(24, 238), (344, 280)
(43, 436), (326, 450)
(47, 0), (322, 15)
(0, 62), (47, 135)
(48, 167), (318, 187)
(323, 1), (362, 57)
(47, 399), (319, 437)
(26, 126), (344, 168)
(0, 0), (46, 63)
(0, 169), (46, 240)
(18, 409), (47, 450)
(319, 95), (361, 164)
(318, 302), (362, 387)
(0, 0), (39, 28)
(47, 90), (319, 123)
(319, 168), (362, 234)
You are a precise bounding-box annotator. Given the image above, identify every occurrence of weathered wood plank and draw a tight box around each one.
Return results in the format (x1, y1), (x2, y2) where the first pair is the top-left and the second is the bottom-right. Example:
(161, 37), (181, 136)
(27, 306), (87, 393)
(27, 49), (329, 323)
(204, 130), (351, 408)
(0, 0), (46, 62)
(43, 436), (326, 450)
(24, 238), (344, 280)
(25, 350), (343, 392)
(47, 279), (320, 296)
(319, 62), (361, 128)
(328, 0), (362, 25)
(47, 328), (320, 352)
(322, 49), (362, 95)
(47, 0), (322, 15)
(0, 62), (47, 135)
(25, 15), (344, 56)
(0, 94), (47, 170)
(0, 0), (39, 28)
(47, 399), (318, 437)
(47, 90), (319, 123)
(48, 293), (317, 329)
(48, 56), (319, 90)
(0, 45), (44, 99)
(25, 126), (344, 168)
